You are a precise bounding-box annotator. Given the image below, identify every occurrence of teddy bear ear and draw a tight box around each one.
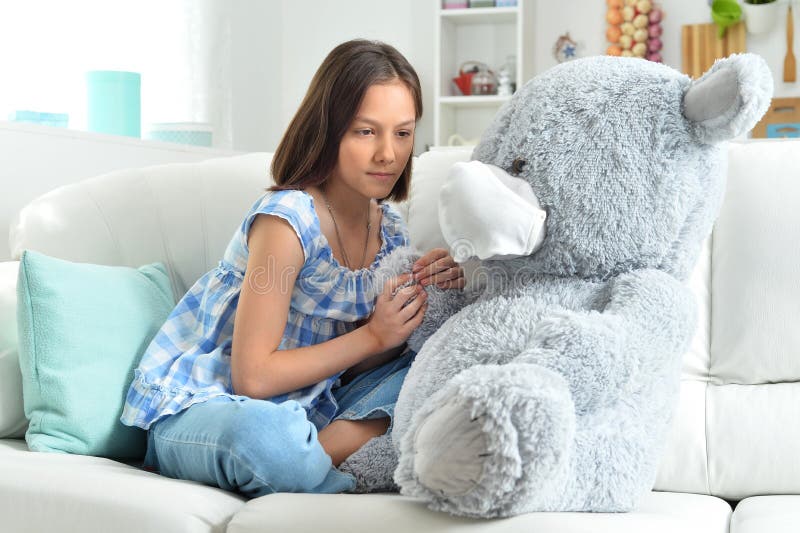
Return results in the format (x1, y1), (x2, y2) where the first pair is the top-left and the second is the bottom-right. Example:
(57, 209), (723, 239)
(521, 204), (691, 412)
(683, 53), (773, 144)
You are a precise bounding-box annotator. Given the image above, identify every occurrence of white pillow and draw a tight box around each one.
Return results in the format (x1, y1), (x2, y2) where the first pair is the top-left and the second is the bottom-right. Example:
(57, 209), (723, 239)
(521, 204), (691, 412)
(406, 147), (482, 291)
(0, 261), (27, 439)
(407, 148), (472, 253)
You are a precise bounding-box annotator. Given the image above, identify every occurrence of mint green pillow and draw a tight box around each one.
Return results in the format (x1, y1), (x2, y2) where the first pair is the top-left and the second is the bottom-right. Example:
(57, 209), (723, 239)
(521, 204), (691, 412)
(16, 250), (174, 459)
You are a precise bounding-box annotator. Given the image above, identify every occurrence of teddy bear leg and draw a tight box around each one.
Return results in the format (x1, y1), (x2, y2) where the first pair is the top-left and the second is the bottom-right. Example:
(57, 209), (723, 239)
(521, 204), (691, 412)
(338, 434), (399, 493)
(395, 363), (576, 517)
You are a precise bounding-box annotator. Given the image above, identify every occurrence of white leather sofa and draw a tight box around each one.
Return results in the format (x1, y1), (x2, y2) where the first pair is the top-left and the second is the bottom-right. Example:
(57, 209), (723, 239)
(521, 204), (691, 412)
(1, 140), (799, 532)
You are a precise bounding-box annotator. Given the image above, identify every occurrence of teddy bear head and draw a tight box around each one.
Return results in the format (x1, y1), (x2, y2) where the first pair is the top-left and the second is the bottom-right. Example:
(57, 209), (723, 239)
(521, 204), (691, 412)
(443, 54), (772, 282)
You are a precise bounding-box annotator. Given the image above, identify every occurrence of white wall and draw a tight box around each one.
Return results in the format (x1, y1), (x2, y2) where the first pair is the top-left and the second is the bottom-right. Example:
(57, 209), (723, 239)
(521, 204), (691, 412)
(532, 0), (798, 99)
(745, 3), (800, 99)
(229, 0), (798, 155)
(230, 0), (284, 153)
(279, 0), (435, 156)
(532, 0), (709, 75)
(4, 1), (795, 157)
(229, 0), (435, 155)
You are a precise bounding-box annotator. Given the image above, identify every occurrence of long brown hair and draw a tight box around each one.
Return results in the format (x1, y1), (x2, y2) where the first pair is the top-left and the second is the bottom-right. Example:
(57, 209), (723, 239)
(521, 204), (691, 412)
(268, 39), (422, 202)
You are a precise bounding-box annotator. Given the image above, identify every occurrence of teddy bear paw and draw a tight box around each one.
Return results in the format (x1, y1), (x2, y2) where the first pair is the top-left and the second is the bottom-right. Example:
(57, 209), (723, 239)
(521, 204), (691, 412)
(396, 363), (577, 517)
(412, 398), (488, 497)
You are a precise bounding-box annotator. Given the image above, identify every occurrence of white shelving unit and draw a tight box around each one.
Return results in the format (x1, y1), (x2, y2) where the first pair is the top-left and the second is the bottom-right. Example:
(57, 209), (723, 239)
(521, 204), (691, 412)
(433, 2), (535, 147)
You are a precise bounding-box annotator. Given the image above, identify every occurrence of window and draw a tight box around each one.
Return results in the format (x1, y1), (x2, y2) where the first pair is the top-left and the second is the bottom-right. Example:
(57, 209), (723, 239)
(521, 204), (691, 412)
(0, 0), (229, 147)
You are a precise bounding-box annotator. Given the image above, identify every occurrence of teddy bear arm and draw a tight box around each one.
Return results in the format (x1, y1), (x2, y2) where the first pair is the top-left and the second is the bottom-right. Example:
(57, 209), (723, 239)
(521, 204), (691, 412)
(605, 269), (698, 359)
(517, 308), (631, 413)
(406, 284), (479, 353)
(516, 270), (694, 412)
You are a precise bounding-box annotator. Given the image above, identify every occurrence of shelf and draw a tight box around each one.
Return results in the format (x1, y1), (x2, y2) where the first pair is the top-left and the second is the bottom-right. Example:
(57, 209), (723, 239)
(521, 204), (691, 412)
(433, 0), (533, 146)
(439, 95), (512, 108)
(439, 7), (518, 25)
(0, 120), (237, 155)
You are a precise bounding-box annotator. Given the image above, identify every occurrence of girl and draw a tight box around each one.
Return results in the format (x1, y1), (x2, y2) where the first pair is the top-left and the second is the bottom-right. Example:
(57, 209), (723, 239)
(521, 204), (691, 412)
(120, 39), (465, 497)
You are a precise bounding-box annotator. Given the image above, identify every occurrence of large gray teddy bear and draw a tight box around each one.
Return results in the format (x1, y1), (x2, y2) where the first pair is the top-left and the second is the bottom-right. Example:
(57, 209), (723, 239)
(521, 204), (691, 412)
(339, 54), (772, 518)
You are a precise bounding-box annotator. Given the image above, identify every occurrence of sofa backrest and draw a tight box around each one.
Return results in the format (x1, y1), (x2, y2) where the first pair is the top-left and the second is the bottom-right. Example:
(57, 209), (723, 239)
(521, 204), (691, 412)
(9, 153), (274, 302)
(655, 139), (800, 500)
(4, 140), (800, 502)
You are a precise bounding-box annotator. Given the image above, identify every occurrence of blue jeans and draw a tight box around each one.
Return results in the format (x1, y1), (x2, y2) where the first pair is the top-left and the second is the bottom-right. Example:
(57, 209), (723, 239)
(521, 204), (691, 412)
(142, 349), (415, 498)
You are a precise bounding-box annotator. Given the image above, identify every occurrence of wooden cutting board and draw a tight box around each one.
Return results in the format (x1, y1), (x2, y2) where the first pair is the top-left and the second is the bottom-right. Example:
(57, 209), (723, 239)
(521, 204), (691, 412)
(681, 21), (746, 79)
(752, 97), (800, 138)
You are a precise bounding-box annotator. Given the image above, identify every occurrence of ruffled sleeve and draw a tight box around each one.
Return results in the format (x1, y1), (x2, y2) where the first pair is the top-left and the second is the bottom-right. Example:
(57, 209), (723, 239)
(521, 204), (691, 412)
(241, 190), (316, 262)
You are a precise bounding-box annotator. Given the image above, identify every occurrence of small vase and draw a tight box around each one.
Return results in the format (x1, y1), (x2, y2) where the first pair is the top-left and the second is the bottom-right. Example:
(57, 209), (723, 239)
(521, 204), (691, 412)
(741, 1), (781, 35)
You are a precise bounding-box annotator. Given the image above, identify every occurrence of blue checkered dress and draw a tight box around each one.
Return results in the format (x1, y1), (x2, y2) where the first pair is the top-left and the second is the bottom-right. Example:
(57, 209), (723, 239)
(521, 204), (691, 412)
(120, 189), (409, 431)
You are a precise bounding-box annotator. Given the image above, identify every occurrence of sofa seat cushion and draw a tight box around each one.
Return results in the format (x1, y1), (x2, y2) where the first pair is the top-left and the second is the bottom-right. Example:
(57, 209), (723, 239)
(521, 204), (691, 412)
(730, 496), (800, 533)
(0, 439), (244, 533)
(227, 491), (731, 533)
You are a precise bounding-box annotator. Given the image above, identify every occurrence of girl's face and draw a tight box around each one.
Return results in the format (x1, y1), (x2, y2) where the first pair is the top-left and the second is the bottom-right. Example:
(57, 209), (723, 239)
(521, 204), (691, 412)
(332, 79), (416, 200)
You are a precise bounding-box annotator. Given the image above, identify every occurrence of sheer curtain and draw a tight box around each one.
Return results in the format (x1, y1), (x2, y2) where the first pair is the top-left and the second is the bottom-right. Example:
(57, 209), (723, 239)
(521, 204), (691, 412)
(0, 0), (232, 148)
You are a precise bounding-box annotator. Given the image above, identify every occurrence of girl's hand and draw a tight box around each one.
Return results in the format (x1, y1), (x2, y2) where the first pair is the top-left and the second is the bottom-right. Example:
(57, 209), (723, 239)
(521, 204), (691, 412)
(412, 248), (465, 290)
(363, 273), (427, 351)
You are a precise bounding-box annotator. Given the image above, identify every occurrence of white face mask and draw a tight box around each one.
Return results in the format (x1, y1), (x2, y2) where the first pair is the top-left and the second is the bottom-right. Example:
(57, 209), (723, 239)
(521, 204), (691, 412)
(438, 161), (547, 263)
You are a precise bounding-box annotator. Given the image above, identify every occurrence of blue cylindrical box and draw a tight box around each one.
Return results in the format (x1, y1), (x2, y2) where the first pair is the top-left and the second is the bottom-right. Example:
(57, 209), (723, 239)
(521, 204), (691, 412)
(86, 70), (141, 138)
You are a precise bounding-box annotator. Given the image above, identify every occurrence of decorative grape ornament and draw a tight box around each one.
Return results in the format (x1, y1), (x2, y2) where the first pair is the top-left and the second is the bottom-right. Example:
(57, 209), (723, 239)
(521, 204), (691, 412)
(606, 0), (663, 62)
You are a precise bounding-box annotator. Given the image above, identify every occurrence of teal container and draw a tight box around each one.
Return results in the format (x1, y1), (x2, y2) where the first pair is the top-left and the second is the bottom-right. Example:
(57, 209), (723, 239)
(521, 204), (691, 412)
(147, 122), (213, 147)
(9, 110), (69, 128)
(86, 70), (141, 138)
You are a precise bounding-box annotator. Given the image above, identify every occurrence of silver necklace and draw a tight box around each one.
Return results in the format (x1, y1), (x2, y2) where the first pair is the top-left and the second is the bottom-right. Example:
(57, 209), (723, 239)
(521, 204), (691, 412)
(320, 190), (372, 270)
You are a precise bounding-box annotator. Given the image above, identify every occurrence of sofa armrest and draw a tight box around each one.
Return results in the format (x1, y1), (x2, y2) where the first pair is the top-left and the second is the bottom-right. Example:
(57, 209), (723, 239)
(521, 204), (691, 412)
(0, 261), (27, 439)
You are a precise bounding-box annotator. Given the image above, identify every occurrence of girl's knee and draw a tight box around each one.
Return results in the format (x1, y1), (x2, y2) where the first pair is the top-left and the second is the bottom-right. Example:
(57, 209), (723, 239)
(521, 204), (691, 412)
(222, 399), (331, 490)
(225, 400), (311, 449)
